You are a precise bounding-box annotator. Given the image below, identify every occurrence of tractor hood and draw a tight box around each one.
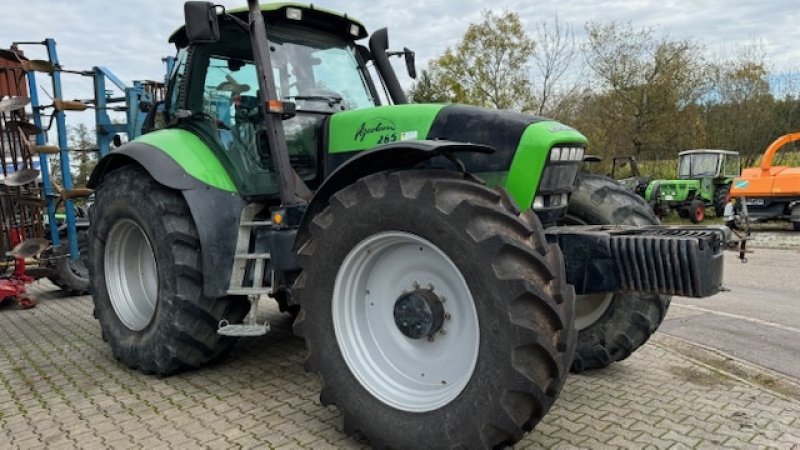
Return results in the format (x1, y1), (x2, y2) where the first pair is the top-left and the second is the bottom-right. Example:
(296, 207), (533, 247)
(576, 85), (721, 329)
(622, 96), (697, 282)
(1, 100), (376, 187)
(329, 104), (546, 165)
(327, 104), (587, 207)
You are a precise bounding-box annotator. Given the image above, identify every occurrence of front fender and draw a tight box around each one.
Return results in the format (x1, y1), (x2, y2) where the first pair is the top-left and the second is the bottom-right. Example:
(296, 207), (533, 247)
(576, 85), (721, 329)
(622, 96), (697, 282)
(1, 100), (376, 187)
(296, 140), (494, 248)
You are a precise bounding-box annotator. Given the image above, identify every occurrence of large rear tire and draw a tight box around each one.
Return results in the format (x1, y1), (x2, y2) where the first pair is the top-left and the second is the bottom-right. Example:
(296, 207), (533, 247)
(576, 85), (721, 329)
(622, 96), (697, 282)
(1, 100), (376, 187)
(294, 170), (576, 448)
(563, 174), (671, 372)
(714, 184), (730, 217)
(88, 165), (248, 375)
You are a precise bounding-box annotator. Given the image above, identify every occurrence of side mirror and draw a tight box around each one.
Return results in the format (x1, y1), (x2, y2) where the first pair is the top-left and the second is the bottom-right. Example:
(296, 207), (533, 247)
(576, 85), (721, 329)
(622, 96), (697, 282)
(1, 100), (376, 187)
(403, 48), (416, 79)
(184, 1), (220, 44)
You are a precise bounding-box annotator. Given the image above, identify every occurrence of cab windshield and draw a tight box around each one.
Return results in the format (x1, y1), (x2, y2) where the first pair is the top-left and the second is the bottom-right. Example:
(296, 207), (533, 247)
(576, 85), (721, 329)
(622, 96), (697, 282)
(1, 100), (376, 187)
(269, 26), (376, 112)
(186, 23), (376, 197)
(678, 153), (720, 178)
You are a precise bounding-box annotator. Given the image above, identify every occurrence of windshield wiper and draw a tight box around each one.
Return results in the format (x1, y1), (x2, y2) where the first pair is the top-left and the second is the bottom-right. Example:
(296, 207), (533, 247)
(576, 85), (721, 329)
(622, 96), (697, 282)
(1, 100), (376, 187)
(284, 95), (343, 107)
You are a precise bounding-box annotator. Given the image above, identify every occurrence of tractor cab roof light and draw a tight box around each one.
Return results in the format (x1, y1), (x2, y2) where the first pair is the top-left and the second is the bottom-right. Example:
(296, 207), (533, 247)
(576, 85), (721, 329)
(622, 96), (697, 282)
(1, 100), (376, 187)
(550, 148), (561, 162)
(286, 7), (303, 20)
(349, 24), (360, 36)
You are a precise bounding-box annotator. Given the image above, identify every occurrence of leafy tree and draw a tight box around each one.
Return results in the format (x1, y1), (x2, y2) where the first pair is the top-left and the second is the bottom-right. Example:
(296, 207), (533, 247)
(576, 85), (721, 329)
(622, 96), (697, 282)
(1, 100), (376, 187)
(408, 69), (453, 104)
(68, 124), (98, 188)
(583, 22), (708, 157)
(702, 45), (779, 165)
(409, 10), (535, 111)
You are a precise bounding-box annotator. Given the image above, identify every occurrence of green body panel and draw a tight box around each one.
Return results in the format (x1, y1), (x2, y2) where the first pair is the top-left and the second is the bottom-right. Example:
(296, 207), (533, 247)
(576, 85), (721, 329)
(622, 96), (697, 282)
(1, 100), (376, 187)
(504, 122), (588, 209)
(645, 179), (701, 202)
(645, 178), (732, 205)
(327, 104), (445, 153)
(136, 129), (237, 193)
(328, 107), (586, 210)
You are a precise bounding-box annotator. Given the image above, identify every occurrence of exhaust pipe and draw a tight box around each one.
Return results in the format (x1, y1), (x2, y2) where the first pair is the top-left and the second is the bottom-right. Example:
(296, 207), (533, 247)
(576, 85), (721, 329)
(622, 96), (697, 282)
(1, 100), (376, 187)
(368, 28), (407, 105)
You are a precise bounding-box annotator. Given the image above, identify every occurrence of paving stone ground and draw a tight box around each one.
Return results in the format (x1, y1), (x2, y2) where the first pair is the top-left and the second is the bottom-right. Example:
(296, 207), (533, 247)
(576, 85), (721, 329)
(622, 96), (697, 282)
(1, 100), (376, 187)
(1, 280), (798, 449)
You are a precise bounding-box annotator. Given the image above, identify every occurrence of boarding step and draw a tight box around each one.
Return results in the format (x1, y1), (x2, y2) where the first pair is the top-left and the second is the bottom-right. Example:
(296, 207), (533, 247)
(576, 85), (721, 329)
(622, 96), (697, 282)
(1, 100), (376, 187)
(217, 321), (270, 337)
(217, 295), (270, 337)
(234, 253), (271, 260)
(226, 287), (273, 296)
(240, 220), (272, 227)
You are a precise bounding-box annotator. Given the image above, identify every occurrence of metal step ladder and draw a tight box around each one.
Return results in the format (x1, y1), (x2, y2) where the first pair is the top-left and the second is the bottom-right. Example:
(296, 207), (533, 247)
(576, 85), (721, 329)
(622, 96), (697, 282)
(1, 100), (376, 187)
(218, 204), (272, 337)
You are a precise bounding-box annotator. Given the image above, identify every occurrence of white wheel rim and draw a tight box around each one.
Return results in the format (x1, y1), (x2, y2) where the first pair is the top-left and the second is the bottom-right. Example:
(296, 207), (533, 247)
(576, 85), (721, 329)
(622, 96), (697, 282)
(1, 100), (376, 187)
(333, 231), (479, 412)
(575, 293), (614, 331)
(104, 219), (158, 331)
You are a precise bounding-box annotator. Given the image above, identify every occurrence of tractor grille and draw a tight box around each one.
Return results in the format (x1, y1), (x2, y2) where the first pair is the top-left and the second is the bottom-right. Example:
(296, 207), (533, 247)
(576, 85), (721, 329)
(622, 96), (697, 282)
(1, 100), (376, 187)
(609, 229), (723, 297)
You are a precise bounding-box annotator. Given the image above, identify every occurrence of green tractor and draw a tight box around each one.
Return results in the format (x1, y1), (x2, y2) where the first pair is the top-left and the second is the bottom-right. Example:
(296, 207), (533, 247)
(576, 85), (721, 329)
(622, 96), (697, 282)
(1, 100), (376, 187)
(86, 2), (725, 447)
(644, 149), (740, 223)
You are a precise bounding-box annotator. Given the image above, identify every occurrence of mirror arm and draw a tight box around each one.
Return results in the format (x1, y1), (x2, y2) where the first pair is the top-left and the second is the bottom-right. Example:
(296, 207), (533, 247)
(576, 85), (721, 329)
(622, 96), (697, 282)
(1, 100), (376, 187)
(219, 7), (250, 33)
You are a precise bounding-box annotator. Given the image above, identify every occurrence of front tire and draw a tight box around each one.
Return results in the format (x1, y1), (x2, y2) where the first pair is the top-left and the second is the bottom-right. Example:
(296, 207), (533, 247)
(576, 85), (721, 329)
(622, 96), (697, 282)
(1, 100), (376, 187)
(564, 174), (671, 372)
(89, 165), (248, 375)
(689, 199), (706, 223)
(294, 170), (576, 448)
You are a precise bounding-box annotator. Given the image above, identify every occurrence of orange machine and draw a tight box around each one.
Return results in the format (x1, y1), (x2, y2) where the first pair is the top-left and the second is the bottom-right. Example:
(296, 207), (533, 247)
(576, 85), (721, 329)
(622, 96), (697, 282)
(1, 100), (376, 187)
(731, 133), (800, 230)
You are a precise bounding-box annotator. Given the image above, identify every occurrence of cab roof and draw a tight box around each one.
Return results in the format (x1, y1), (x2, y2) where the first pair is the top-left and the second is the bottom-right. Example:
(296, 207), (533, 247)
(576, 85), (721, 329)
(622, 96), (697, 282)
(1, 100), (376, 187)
(168, 2), (368, 48)
(679, 149), (740, 156)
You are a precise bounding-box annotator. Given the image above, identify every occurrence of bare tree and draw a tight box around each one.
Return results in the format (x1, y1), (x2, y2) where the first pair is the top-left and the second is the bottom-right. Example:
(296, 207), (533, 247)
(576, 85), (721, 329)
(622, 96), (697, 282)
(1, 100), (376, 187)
(530, 16), (584, 118)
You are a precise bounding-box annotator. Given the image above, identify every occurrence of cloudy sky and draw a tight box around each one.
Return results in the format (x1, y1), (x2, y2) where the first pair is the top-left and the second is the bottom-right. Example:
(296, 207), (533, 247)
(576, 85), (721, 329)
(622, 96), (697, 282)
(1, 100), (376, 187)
(2, 0), (799, 129)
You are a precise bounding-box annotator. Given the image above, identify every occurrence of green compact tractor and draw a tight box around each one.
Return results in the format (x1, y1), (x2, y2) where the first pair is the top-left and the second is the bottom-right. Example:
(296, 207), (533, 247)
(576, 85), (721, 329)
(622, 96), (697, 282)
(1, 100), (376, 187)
(644, 149), (740, 223)
(86, 2), (725, 447)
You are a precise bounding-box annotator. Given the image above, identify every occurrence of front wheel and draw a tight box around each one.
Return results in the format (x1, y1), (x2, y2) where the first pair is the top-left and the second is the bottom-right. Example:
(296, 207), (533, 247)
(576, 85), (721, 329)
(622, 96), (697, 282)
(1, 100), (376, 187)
(563, 174), (671, 372)
(294, 170), (575, 448)
(689, 199), (706, 223)
(89, 165), (247, 375)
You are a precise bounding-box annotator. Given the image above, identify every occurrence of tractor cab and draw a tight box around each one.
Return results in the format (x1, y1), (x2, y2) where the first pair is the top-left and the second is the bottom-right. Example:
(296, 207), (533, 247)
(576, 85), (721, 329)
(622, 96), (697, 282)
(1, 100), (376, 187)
(161, 3), (404, 198)
(677, 149), (740, 180)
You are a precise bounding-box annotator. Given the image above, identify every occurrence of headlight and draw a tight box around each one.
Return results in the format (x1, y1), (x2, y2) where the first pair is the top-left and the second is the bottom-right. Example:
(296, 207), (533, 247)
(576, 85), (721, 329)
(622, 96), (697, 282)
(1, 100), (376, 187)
(549, 146), (584, 161)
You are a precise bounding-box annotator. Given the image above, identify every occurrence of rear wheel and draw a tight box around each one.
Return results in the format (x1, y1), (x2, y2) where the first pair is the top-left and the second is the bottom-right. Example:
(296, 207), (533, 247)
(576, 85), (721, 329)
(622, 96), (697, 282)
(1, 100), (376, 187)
(563, 174), (671, 372)
(714, 184), (730, 217)
(294, 170), (576, 448)
(689, 199), (705, 223)
(89, 165), (247, 375)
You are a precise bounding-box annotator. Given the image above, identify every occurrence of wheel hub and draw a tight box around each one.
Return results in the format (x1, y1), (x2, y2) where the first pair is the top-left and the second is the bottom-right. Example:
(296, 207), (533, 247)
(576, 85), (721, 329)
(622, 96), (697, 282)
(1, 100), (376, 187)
(332, 231), (480, 412)
(393, 289), (445, 339)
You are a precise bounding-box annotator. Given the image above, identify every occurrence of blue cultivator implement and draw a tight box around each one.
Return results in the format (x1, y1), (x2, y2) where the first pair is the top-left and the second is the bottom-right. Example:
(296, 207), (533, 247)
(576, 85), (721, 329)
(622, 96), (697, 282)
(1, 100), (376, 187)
(0, 38), (168, 302)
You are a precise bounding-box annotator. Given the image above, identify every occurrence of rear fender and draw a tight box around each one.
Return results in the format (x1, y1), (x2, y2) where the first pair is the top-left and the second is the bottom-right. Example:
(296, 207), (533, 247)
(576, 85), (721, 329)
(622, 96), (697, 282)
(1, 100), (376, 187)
(88, 142), (246, 299)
